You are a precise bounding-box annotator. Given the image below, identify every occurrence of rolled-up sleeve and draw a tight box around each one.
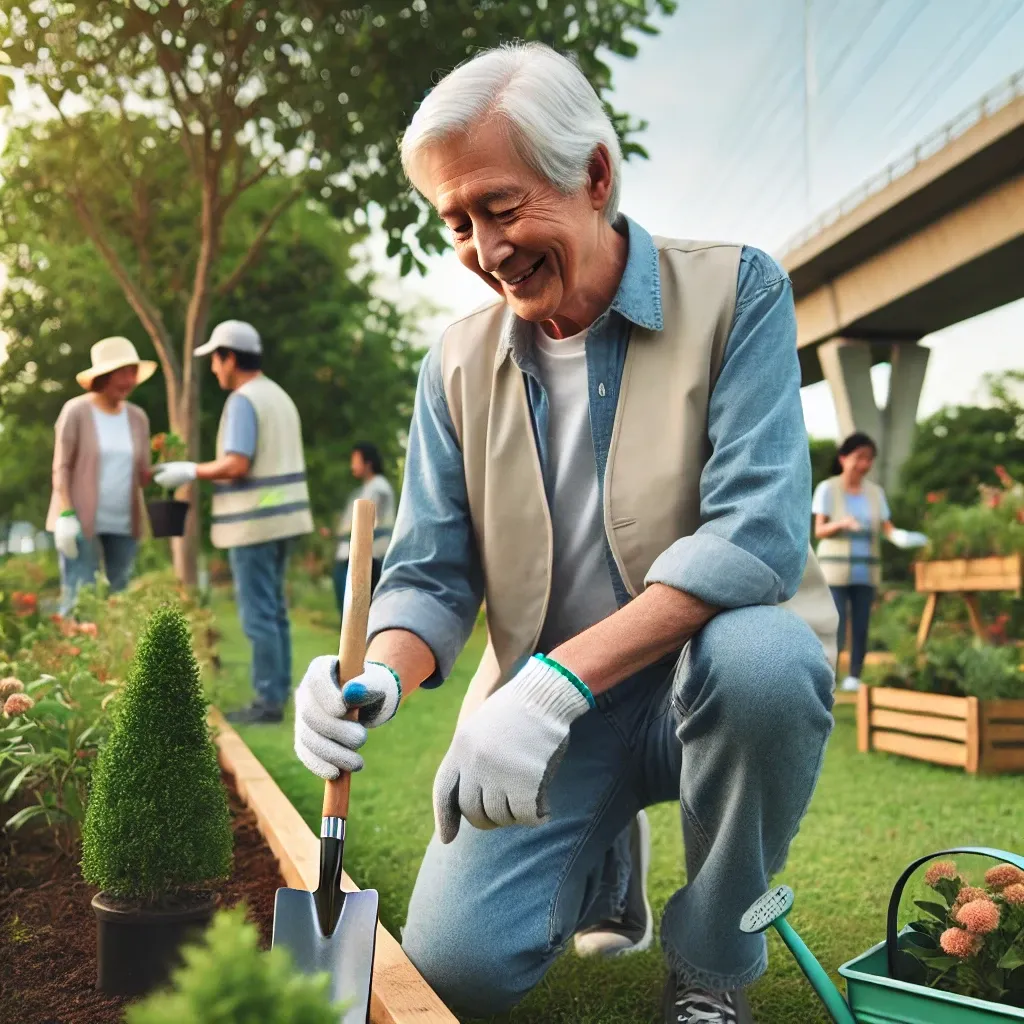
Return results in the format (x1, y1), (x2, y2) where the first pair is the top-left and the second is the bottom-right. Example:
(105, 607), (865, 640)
(645, 247), (811, 607)
(366, 342), (484, 687)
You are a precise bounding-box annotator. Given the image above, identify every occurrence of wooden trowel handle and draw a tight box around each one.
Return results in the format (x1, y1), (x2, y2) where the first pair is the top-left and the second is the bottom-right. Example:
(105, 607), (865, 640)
(323, 498), (376, 821)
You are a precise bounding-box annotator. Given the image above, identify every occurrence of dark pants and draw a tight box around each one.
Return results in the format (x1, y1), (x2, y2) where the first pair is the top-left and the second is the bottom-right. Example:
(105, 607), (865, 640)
(830, 584), (875, 678)
(333, 558), (382, 617)
(228, 539), (293, 709)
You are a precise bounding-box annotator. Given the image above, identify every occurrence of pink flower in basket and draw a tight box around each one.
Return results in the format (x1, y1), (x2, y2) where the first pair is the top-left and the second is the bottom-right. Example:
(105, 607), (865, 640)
(955, 899), (1001, 935)
(924, 861), (958, 887)
(985, 864), (1024, 890)
(1002, 883), (1024, 906)
(939, 927), (982, 959)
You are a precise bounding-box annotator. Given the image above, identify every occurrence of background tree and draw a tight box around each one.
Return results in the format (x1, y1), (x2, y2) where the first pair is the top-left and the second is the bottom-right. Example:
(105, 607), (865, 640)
(0, 0), (676, 581)
(0, 125), (421, 532)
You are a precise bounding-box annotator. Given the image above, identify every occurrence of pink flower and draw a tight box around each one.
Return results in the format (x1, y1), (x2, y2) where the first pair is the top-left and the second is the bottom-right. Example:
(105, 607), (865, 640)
(0, 677), (25, 698)
(953, 886), (988, 911)
(956, 899), (1001, 935)
(925, 861), (958, 887)
(3, 693), (35, 717)
(940, 927), (982, 959)
(985, 864), (1024, 890)
(1003, 884), (1024, 906)
(76, 622), (98, 638)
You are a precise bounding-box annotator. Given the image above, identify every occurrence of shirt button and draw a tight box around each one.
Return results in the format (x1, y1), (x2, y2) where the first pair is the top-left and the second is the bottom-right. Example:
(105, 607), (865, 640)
(598, 383), (606, 397)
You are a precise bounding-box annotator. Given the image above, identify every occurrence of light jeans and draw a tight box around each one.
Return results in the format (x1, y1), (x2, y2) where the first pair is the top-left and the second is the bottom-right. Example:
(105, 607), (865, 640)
(59, 533), (137, 617)
(401, 604), (835, 1017)
(228, 539), (293, 709)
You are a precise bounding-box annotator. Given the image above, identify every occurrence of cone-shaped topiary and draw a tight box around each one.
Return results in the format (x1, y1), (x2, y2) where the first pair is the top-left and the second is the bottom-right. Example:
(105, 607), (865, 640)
(82, 605), (232, 904)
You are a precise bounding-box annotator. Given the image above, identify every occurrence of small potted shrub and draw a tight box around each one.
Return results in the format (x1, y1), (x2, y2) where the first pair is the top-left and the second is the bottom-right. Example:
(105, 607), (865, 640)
(82, 605), (232, 997)
(147, 432), (191, 538)
(126, 906), (343, 1023)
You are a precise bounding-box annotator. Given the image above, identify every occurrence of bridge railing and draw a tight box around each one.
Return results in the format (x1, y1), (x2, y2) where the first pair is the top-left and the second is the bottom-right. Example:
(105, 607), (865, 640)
(780, 67), (1024, 256)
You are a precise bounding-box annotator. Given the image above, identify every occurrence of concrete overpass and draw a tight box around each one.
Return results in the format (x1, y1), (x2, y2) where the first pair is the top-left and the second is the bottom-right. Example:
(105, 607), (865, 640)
(781, 69), (1024, 491)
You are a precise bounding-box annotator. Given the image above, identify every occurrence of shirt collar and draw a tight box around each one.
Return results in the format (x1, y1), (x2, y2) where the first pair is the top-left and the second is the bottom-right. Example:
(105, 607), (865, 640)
(498, 213), (664, 366)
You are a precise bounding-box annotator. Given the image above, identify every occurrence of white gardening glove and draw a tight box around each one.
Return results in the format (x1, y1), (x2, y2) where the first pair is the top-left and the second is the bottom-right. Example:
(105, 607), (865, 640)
(153, 461), (198, 490)
(294, 656), (402, 779)
(54, 513), (80, 560)
(433, 654), (594, 845)
(888, 528), (928, 550)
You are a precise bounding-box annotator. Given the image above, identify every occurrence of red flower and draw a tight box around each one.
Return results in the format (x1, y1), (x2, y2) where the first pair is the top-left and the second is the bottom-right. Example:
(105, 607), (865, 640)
(11, 591), (38, 617)
(995, 465), (1012, 487)
(986, 493), (1001, 509)
(926, 492), (943, 504)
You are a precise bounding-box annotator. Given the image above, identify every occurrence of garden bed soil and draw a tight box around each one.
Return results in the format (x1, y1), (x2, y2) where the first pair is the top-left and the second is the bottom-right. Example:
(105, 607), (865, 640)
(0, 773), (284, 1024)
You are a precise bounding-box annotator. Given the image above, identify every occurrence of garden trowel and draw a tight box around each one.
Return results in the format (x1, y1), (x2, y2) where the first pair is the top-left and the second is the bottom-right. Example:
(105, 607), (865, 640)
(272, 498), (379, 1023)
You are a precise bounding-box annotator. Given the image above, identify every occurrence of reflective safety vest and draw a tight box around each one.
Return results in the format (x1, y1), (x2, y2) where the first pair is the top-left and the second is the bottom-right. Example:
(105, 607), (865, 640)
(210, 375), (314, 550)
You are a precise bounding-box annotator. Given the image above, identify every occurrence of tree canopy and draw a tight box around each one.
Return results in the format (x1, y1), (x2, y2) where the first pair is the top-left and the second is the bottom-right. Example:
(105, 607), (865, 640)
(0, 0), (676, 578)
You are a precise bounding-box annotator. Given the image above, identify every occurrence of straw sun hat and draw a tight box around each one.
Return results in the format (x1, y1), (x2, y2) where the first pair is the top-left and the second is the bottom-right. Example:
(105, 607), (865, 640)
(75, 337), (158, 390)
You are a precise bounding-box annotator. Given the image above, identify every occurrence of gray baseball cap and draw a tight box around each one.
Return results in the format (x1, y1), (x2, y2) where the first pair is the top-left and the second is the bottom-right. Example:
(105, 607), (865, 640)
(194, 320), (262, 358)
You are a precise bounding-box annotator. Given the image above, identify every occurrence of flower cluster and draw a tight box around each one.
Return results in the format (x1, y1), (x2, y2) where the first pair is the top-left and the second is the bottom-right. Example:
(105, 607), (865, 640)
(906, 858), (1024, 1009)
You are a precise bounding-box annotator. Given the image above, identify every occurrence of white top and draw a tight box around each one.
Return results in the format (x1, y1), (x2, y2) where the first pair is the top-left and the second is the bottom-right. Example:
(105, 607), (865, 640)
(336, 475), (397, 561)
(91, 405), (134, 536)
(532, 324), (619, 652)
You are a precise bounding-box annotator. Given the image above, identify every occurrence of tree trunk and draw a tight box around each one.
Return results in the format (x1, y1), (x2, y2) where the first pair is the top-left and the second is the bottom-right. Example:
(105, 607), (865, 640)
(171, 174), (220, 586)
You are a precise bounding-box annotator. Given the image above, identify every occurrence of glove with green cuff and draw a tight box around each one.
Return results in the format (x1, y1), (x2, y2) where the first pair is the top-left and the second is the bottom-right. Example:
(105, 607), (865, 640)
(432, 653), (595, 844)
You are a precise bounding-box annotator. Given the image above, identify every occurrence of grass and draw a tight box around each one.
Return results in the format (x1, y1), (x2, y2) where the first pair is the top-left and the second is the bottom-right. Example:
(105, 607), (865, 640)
(207, 584), (1024, 1024)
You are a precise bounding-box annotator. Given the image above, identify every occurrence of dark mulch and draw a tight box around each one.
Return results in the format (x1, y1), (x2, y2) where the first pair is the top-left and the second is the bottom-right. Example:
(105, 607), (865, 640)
(0, 773), (284, 1024)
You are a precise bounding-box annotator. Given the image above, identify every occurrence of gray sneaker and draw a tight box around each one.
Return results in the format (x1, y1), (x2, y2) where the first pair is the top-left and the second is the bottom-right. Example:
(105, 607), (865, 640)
(573, 810), (653, 957)
(662, 973), (756, 1024)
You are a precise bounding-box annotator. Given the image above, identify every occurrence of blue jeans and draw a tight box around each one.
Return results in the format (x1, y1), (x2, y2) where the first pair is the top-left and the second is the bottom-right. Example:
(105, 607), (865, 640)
(228, 539), (293, 709)
(830, 585), (875, 678)
(401, 605), (835, 1016)
(59, 534), (137, 617)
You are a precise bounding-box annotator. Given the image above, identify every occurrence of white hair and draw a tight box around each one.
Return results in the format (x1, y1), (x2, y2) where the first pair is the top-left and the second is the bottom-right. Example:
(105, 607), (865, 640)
(401, 42), (622, 222)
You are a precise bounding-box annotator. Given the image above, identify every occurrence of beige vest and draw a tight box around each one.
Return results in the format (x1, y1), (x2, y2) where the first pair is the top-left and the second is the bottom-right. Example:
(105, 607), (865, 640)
(442, 239), (839, 723)
(815, 476), (885, 587)
(210, 375), (314, 549)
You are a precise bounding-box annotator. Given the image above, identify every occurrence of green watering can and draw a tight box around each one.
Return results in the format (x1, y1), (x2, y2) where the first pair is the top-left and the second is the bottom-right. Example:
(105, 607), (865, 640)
(741, 847), (1024, 1024)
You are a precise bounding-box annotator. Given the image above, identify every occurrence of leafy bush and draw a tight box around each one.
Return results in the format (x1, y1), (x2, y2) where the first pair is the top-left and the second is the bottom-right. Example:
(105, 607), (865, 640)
(126, 906), (341, 1024)
(917, 466), (1023, 561)
(81, 605), (231, 904)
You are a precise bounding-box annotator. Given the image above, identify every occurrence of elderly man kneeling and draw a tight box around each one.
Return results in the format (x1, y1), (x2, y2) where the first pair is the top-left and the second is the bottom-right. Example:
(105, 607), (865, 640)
(293, 41), (838, 1024)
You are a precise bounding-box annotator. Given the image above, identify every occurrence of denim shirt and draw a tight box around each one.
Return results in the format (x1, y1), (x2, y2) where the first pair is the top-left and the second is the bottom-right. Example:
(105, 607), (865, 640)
(367, 216), (812, 688)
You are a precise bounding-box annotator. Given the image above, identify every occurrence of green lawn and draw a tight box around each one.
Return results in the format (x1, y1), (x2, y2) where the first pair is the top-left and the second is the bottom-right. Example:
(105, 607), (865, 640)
(207, 588), (1024, 1024)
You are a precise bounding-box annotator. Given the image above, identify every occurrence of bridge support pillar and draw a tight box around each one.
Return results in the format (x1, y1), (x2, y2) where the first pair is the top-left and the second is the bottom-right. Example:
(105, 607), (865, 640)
(818, 338), (930, 494)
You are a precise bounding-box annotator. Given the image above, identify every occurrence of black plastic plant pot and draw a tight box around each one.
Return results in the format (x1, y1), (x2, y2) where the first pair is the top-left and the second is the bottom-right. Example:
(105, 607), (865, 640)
(91, 891), (214, 996)
(146, 499), (189, 539)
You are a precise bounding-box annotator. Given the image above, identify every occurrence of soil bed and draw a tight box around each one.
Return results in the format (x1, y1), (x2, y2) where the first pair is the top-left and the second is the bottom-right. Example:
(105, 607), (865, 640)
(0, 773), (283, 1024)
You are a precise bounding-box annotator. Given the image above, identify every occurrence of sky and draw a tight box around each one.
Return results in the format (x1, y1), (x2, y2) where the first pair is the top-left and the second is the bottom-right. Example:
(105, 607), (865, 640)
(2, 1), (1023, 438)
(360, 0), (1024, 438)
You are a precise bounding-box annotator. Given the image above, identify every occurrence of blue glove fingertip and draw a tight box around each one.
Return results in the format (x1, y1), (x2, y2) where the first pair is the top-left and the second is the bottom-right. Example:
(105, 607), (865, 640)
(342, 681), (369, 705)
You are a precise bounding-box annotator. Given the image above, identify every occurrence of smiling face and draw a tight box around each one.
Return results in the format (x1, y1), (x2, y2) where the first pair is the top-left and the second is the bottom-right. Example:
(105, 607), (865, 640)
(97, 364), (139, 402)
(839, 444), (876, 481)
(410, 119), (618, 332)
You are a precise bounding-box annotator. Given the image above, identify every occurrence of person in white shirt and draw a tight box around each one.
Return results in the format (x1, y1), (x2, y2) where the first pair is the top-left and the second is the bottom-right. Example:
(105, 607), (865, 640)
(48, 338), (156, 617)
(333, 442), (396, 618)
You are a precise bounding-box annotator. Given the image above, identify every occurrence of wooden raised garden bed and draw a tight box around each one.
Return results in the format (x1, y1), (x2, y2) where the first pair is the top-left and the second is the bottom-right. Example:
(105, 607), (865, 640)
(211, 709), (456, 1024)
(857, 685), (1024, 774)
(913, 553), (1022, 648)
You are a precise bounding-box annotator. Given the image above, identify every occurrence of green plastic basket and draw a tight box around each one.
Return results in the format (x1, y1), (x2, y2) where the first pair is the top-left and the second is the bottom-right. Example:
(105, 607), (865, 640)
(838, 847), (1024, 1024)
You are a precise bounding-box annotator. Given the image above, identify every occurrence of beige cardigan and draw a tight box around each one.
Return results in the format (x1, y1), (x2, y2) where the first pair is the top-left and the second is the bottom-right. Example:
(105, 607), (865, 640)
(46, 395), (152, 540)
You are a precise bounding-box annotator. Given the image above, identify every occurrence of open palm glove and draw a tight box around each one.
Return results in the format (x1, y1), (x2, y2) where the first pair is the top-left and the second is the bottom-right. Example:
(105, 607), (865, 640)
(432, 654), (595, 844)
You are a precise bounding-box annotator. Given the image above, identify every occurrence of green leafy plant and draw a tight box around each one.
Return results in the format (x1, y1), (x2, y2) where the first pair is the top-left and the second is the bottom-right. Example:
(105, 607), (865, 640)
(918, 466), (1024, 561)
(125, 906), (342, 1024)
(81, 605), (231, 904)
(1, 668), (110, 853)
(903, 858), (1024, 1008)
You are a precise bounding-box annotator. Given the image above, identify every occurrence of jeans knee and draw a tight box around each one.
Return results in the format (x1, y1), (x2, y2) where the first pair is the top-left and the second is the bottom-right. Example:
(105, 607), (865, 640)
(402, 918), (527, 1017)
(684, 606), (834, 739)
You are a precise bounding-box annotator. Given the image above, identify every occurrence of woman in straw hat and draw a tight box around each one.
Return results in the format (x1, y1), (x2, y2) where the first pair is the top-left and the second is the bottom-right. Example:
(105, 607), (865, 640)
(46, 337), (158, 616)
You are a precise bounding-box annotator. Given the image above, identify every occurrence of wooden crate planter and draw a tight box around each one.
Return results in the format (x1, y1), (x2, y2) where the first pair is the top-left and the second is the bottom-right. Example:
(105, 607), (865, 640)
(857, 685), (1024, 774)
(913, 553), (1022, 648)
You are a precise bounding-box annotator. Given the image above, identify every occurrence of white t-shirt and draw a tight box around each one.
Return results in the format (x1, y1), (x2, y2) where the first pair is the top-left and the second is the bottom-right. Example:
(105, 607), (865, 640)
(91, 406), (134, 536)
(532, 324), (619, 652)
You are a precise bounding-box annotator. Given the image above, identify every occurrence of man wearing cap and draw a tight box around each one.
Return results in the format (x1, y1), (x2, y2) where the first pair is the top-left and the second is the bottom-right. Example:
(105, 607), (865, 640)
(155, 320), (314, 724)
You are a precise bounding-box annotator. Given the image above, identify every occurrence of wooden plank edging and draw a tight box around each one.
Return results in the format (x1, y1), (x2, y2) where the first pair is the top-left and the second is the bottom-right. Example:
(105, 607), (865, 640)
(209, 708), (458, 1024)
